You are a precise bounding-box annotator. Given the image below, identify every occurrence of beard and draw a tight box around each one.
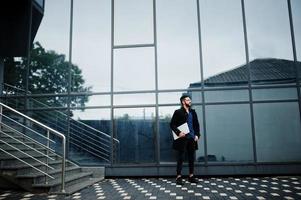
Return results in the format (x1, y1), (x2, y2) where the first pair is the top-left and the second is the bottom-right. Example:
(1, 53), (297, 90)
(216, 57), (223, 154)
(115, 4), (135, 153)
(185, 102), (191, 108)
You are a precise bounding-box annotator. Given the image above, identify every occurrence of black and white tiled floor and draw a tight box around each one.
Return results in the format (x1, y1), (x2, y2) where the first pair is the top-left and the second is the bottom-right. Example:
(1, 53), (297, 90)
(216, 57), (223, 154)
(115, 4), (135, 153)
(1, 176), (301, 199)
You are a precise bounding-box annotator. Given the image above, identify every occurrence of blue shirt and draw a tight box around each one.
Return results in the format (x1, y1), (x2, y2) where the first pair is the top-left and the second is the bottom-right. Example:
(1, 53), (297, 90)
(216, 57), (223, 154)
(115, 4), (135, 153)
(186, 111), (195, 139)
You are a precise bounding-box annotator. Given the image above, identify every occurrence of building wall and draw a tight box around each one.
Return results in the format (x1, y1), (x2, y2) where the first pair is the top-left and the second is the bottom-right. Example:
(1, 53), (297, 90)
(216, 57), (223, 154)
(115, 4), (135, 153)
(1, 0), (301, 175)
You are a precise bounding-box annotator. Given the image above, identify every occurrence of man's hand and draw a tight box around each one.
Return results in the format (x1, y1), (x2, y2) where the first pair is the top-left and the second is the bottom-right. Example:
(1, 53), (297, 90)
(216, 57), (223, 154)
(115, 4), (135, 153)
(178, 132), (186, 138)
(194, 135), (199, 141)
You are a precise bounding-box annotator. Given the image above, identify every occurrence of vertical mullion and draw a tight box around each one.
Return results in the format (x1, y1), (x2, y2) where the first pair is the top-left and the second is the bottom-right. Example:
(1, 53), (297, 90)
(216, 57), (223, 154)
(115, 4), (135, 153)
(110, 0), (115, 166)
(196, 0), (208, 166)
(241, 0), (257, 163)
(153, 0), (160, 166)
(287, 0), (301, 130)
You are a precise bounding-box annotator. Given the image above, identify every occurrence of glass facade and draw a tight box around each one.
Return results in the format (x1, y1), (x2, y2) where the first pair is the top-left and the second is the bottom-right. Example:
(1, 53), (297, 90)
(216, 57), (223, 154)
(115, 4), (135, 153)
(2, 0), (301, 169)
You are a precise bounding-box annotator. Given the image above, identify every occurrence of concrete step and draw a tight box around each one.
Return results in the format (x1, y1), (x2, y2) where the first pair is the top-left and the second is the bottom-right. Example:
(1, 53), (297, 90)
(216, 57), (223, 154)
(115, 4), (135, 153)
(0, 154), (58, 167)
(32, 171), (94, 193)
(17, 166), (82, 184)
(63, 177), (104, 195)
(0, 160), (76, 175)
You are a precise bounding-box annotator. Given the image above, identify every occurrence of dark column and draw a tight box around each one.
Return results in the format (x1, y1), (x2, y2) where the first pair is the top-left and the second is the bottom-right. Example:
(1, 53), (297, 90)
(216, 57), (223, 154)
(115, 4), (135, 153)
(0, 58), (3, 95)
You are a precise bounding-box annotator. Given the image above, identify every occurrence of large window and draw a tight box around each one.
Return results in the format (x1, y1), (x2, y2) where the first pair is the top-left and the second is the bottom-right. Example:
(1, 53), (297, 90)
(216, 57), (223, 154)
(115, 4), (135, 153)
(206, 104), (253, 163)
(34, 0), (70, 59)
(4, 0), (301, 168)
(245, 0), (293, 61)
(114, 107), (156, 164)
(114, 0), (154, 45)
(254, 102), (301, 162)
(157, 0), (200, 89)
(159, 106), (178, 163)
(114, 47), (155, 92)
(72, 0), (111, 93)
(70, 108), (111, 165)
(200, 0), (245, 81)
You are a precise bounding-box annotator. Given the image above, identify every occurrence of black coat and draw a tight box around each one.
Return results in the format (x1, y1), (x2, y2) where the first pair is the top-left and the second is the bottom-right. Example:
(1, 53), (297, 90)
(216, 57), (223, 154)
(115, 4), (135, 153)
(170, 107), (201, 151)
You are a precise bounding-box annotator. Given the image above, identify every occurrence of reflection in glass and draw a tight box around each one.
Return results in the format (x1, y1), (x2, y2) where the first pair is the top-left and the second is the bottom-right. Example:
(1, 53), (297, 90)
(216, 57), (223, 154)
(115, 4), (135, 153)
(252, 87), (298, 101)
(206, 104), (253, 162)
(254, 102), (301, 162)
(71, 95), (110, 108)
(159, 106), (178, 162)
(157, 0), (200, 89)
(194, 105), (205, 163)
(34, 0), (44, 8)
(204, 90), (249, 103)
(28, 96), (68, 108)
(159, 92), (183, 105)
(159, 91), (202, 105)
(69, 108), (111, 165)
(114, 0), (154, 45)
(200, 0), (245, 80)
(73, 0), (111, 92)
(114, 108), (156, 163)
(114, 93), (155, 106)
(114, 47), (155, 91)
(245, 0), (292, 60)
(34, 0), (70, 58)
(29, 0), (72, 96)
(250, 59), (297, 86)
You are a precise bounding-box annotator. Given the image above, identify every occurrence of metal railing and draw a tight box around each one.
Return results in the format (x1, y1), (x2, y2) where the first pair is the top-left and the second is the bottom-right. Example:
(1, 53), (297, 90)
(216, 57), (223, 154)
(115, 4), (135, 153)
(1, 83), (119, 164)
(0, 102), (66, 193)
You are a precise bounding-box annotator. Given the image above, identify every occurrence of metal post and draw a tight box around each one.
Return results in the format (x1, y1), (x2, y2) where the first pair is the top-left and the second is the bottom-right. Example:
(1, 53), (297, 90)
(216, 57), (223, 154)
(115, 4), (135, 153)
(0, 58), (4, 96)
(45, 130), (50, 184)
(61, 135), (66, 193)
(241, 0), (257, 163)
(110, 0), (115, 165)
(287, 0), (301, 126)
(0, 105), (2, 132)
(153, 0), (160, 166)
(66, 0), (74, 159)
(196, 0), (208, 165)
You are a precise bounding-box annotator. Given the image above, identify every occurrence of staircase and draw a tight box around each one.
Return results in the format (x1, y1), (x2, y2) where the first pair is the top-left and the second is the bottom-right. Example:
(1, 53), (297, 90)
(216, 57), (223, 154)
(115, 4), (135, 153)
(1, 83), (120, 165)
(0, 102), (104, 194)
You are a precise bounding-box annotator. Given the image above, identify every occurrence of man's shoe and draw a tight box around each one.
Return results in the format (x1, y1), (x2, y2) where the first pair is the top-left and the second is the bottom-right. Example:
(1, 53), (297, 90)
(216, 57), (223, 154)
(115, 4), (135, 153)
(188, 176), (198, 183)
(176, 177), (184, 185)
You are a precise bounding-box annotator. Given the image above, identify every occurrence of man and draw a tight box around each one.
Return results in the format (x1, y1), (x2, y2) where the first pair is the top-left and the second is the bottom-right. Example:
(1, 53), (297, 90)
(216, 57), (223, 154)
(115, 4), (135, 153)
(170, 94), (200, 185)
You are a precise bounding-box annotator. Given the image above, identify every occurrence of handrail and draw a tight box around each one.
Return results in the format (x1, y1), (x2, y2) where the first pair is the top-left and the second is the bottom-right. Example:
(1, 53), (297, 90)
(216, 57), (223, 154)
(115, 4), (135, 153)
(0, 114), (56, 143)
(32, 111), (111, 148)
(1, 122), (56, 154)
(69, 140), (110, 162)
(0, 130), (55, 161)
(2, 84), (120, 164)
(0, 102), (66, 193)
(2, 83), (29, 94)
(69, 126), (110, 147)
(70, 133), (110, 154)
(2, 83), (119, 143)
(0, 142), (54, 179)
(30, 97), (119, 143)
(0, 138), (54, 170)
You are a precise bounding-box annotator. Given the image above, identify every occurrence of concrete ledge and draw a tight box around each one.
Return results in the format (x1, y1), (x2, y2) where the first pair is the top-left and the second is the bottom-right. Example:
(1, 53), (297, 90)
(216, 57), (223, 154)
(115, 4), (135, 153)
(105, 163), (301, 177)
(81, 167), (105, 178)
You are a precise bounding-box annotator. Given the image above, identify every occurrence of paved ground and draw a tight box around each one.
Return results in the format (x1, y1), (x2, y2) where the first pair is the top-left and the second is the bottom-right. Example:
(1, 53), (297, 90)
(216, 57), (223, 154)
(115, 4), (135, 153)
(1, 176), (301, 199)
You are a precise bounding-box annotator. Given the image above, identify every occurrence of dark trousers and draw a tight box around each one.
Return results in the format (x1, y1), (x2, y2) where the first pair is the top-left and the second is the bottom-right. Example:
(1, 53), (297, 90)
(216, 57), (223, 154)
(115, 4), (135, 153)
(176, 138), (195, 176)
